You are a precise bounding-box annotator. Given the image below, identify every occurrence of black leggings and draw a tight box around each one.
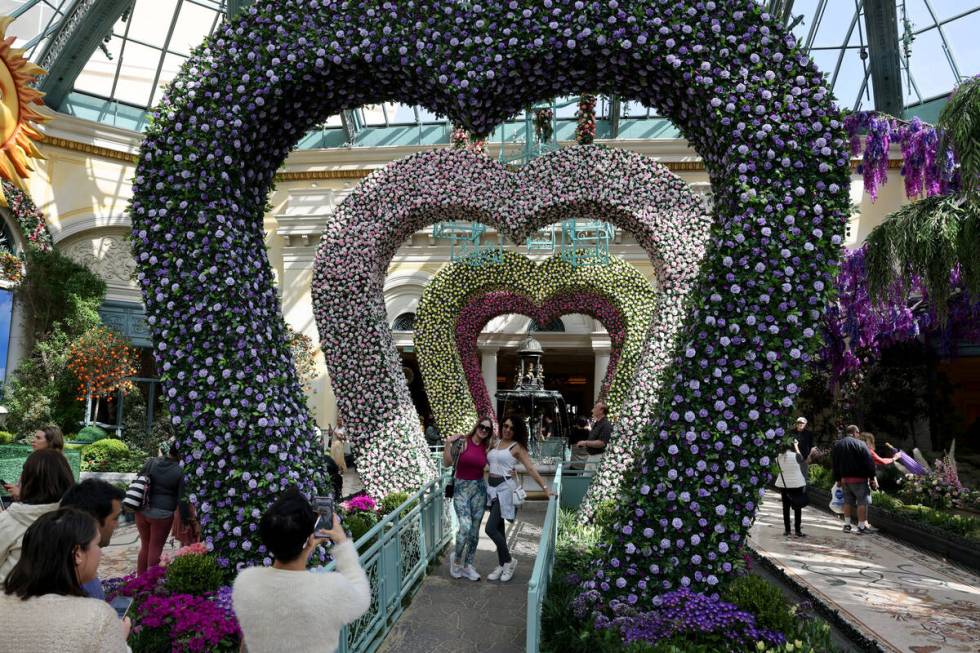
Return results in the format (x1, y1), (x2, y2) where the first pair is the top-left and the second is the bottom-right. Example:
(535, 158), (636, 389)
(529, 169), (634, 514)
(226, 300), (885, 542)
(485, 478), (511, 565)
(781, 489), (802, 534)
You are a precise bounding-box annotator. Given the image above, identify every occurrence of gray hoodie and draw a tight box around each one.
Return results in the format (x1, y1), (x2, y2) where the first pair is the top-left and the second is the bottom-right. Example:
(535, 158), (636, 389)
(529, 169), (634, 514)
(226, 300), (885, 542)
(0, 501), (60, 589)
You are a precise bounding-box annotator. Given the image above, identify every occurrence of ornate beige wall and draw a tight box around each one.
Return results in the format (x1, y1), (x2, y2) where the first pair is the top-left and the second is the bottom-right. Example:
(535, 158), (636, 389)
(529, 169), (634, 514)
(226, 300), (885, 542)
(19, 113), (911, 427)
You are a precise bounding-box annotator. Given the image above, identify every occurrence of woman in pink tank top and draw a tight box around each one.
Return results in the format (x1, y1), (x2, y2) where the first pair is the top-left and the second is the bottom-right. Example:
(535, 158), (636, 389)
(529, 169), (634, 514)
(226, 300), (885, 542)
(442, 417), (492, 581)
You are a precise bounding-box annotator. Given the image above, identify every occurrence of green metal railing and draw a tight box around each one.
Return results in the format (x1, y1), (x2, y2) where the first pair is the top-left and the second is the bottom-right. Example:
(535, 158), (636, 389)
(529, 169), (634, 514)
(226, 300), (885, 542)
(319, 472), (456, 653)
(526, 463), (563, 653)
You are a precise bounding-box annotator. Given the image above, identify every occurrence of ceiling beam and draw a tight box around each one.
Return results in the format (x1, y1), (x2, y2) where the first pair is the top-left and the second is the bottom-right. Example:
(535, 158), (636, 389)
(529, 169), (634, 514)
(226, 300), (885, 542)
(863, 0), (904, 116)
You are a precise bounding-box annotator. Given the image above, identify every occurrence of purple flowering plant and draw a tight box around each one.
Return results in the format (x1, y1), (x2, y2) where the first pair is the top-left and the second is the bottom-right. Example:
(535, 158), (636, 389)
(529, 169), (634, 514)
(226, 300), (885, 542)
(131, 0), (851, 596)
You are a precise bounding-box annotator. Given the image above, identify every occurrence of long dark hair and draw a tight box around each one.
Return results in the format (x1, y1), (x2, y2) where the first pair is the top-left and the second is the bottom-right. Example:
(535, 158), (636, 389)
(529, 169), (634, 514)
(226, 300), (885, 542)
(4, 508), (99, 599)
(502, 414), (530, 451)
(20, 449), (74, 505)
(466, 416), (494, 450)
(39, 425), (64, 451)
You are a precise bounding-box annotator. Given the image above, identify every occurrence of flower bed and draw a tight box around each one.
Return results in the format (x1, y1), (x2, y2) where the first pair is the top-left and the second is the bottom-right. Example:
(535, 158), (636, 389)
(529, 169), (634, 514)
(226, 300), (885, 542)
(106, 547), (240, 652)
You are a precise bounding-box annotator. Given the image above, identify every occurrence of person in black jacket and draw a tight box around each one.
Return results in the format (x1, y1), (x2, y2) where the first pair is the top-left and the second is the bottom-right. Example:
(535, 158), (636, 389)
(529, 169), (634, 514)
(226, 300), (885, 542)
(831, 435), (876, 535)
(135, 439), (193, 573)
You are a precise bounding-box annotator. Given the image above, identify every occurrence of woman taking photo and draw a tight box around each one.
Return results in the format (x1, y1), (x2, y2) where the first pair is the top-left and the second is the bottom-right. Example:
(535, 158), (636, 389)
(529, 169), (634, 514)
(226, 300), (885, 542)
(443, 417), (493, 581)
(136, 439), (193, 573)
(0, 508), (131, 652)
(485, 415), (555, 582)
(0, 449), (75, 587)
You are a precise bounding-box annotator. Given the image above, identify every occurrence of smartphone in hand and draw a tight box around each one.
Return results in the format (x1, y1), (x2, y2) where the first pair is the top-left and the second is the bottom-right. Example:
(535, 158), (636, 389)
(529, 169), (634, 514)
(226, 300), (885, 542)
(312, 495), (335, 538)
(110, 596), (134, 620)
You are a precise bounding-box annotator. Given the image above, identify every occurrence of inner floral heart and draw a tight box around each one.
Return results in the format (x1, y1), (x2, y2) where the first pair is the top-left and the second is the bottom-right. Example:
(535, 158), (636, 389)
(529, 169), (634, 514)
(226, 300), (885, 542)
(415, 250), (660, 440)
(455, 290), (627, 421)
(314, 146), (711, 499)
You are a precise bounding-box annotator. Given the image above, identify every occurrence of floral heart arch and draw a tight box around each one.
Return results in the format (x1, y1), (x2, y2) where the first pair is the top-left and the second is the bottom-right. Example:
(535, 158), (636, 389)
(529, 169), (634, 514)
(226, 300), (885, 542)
(415, 252), (660, 436)
(131, 0), (849, 597)
(313, 146), (710, 500)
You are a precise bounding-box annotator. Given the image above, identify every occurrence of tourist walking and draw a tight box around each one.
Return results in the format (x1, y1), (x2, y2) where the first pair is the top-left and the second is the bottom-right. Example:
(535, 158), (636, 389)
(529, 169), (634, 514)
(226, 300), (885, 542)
(485, 415), (555, 582)
(0, 508), (131, 652)
(0, 449), (75, 589)
(443, 417), (493, 581)
(233, 488), (370, 653)
(775, 437), (808, 537)
(831, 431), (876, 535)
(135, 439), (193, 574)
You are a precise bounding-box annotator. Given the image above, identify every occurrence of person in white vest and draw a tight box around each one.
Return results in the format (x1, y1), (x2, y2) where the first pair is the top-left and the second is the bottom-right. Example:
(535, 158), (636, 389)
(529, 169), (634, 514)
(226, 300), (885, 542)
(774, 436), (809, 537)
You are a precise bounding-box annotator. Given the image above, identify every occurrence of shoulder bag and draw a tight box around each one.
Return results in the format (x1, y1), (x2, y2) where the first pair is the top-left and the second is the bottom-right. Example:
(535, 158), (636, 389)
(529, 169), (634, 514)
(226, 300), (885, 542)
(778, 466), (809, 509)
(123, 459), (154, 511)
(444, 439), (465, 499)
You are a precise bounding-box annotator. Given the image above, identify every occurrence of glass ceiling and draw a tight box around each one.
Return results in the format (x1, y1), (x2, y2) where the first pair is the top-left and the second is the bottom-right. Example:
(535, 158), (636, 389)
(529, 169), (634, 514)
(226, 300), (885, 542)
(1, 0), (977, 141)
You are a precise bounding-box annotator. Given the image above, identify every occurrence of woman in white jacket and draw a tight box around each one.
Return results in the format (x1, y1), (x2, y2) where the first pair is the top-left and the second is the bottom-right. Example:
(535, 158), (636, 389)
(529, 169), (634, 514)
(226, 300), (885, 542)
(774, 437), (808, 537)
(0, 450), (75, 588)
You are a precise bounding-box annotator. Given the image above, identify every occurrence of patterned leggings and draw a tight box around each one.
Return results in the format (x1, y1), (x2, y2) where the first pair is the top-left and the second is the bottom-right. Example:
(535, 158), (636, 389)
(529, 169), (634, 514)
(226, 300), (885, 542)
(452, 479), (487, 566)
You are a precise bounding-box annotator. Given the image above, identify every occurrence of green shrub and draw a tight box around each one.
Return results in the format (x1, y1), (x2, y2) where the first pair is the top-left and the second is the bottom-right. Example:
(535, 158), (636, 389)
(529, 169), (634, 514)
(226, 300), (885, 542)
(379, 491), (413, 517)
(81, 438), (146, 473)
(0, 431), (15, 444)
(343, 510), (379, 543)
(74, 425), (108, 444)
(721, 574), (795, 636)
(163, 554), (225, 595)
(807, 465), (833, 490)
(591, 499), (619, 531)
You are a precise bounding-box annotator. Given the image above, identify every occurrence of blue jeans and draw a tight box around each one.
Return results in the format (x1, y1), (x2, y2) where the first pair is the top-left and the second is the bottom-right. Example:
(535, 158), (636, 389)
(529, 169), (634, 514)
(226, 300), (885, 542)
(452, 479), (487, 566)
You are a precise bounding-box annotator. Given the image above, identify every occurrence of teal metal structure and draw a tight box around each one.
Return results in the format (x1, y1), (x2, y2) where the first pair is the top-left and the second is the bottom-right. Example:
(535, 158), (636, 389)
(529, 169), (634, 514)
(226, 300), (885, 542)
(559, 219), (615, 267)
(432, 221), (503, 267)
(526, 463), (562, 653)
(320, 471), (456, 653)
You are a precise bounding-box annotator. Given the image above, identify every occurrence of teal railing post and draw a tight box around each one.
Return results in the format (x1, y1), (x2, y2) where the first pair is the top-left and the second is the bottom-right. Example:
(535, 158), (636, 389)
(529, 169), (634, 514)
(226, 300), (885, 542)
(526, 464), (562, 653)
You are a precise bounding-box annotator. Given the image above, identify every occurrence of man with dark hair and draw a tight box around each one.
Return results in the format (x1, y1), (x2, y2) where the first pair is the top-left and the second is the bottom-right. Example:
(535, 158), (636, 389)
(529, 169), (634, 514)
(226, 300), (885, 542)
(60, 479), (125, 600)
(233, 487), (370, 653)
(831, 432), (876, 535)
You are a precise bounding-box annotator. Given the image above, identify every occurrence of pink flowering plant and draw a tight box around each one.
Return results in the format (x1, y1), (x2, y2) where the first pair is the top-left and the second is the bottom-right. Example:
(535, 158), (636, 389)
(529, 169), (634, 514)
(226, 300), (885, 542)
(132, 0), (849, 600)
(415, 251), (658, 435)
(106, 553), (240, 652)
(1, 180), (53, 253)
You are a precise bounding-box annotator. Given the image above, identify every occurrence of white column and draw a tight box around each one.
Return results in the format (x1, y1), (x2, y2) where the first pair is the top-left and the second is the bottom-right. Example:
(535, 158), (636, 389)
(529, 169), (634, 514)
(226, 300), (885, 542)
(480, 346), (498, 408)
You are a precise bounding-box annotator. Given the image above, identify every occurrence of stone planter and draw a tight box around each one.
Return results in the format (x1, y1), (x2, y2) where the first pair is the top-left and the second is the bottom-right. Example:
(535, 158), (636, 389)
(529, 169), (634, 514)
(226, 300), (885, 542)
(80, 471), (137, 484)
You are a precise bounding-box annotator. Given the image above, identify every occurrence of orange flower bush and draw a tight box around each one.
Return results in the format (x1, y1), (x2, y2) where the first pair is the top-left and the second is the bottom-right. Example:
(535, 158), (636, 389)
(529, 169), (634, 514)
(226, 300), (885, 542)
(67, 326), (138, 401)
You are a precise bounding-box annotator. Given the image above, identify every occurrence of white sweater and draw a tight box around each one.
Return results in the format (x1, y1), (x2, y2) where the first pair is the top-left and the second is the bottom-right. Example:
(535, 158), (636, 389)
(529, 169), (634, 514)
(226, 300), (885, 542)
(0, 593), (130, 652)
(0, 501), (61, 589)
(233, 540), (371, 653)
(775, 450), (807, 489)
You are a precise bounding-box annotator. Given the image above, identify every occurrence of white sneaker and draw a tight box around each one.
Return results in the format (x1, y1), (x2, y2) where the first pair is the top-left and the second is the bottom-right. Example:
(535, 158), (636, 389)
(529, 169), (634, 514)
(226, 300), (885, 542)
(487, 565), (505, 581)
(500, 559), (518, 582)
(449, 552), (462, 579)
(461, 564), (481, 581)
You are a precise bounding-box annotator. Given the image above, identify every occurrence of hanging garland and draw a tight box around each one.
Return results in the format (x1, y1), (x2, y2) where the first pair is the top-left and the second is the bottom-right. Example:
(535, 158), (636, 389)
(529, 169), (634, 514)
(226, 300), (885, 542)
(576, 94), (597, 145)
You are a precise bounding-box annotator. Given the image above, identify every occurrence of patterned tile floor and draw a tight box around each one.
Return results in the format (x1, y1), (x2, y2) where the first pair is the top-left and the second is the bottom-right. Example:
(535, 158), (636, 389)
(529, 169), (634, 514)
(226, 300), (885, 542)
(749, 494), (980, 653)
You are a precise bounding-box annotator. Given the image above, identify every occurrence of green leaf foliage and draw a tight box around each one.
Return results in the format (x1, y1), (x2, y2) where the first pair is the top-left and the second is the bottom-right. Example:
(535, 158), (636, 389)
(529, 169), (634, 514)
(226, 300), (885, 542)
(163, 553), (226, 595)
(938, 75), (980, 198)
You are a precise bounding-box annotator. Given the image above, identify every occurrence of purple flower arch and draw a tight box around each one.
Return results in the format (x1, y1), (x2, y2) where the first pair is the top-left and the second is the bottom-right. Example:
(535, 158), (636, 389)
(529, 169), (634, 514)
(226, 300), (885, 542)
(129, 0), (851, 580)
(455, 291), (627, 421)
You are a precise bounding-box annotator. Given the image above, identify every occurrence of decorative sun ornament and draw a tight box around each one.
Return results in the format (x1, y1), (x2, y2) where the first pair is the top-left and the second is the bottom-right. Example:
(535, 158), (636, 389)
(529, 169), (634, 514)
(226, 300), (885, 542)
(0, 16), (48, 206)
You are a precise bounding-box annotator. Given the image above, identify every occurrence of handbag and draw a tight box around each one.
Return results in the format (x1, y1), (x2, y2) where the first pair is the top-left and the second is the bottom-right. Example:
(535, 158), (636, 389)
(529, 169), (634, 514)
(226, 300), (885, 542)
(444, 440), (464, 499)
(829, 482), (845, 514)
(778, 469), (809, 509)
(123, 461), (153, 511)
(512, 484), (527, 506)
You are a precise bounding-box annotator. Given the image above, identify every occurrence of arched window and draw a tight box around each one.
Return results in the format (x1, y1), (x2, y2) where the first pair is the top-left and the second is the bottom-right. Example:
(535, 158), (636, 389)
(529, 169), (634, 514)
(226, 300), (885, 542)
(529, 318), (565, 332)
(392, 312), (417, 331)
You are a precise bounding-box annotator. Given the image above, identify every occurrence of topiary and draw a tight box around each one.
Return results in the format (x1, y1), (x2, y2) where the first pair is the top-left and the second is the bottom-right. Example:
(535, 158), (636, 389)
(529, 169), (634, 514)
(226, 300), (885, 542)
(74, 425), (108, 444)
(163, 553), (225, 596)
(81, 438), (132, 472)
(379, 491), (412, 517)
(342, 510), (379, 544)
(720, 574), (795, 637)
(0, 431), (16, 445)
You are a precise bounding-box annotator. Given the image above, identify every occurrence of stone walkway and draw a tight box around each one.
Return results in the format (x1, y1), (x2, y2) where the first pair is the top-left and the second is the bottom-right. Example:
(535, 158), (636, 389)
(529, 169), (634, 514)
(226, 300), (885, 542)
(749, 493), (980, 653)
(378, 501), (547, 653)
(99, 520), (180, 580)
